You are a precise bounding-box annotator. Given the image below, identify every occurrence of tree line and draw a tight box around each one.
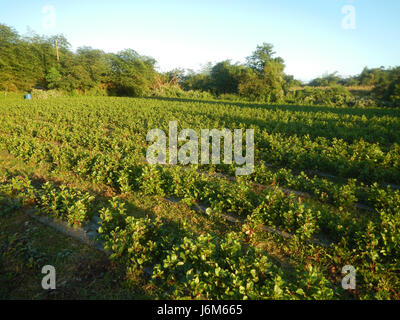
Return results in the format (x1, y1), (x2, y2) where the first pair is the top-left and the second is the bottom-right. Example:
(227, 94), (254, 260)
(1, 23), (399, 105)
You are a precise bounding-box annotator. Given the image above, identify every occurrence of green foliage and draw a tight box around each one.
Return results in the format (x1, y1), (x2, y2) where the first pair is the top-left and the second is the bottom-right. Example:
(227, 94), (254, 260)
(289, 86), (355, 106)
(309, 72), (341, 87)
(0, 24), (157, 96)
(180, 43), (287, 103)
(1, 95), (400, 299)
(307, 67), (400, 107)
(246, 42), (279, 74)
(238, 69), (270, 101)
(210, 60), (245, 95)
(152, 232), (284, 299)
(359, 67), (388, 86)
(181, 70), (214, 92)
(108, 49), (157, 97)
(45, 67), (62, 89)
(372, 67), (400, 105)
(99, 209), (338, 299)
(37, 182), (94, 227)
(238, 43), (286, 102)
(1, 22), (398, 107)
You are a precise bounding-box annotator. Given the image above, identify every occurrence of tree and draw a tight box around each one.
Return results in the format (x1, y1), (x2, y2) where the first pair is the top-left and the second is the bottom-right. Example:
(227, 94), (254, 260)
(283, 75), (302, 92)
(210, 60), (244, 95)
(76, 47), (109, 88)
(239, 43), (286, 102)
(238, 60), (285, 103)
(108, 49), (157, 96)
(309, 72), (340, 87)
(46, 67), (62, 89)
(0, 25), (20, 91)
(246, 43), (276, 73)
(373, 67), (400, 104)
(181, 69), (213, 92)
(263, 59), (285, 102)
(238, 69), (268, 101)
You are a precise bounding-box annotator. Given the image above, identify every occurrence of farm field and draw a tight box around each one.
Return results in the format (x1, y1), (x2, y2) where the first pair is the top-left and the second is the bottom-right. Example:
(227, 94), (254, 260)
(1, 96), (400, 300)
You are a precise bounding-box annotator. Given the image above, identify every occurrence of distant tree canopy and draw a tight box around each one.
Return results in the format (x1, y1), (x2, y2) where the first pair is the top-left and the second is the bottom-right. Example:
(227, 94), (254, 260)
(372, 67), (400, 103)
(180, 43), (289, 102)
(246, 42), (280, 73)
(0, 24), (157, 95)
(108, 49), (157, 96)
(309, 72), (341, 87)
(209, 60), (245, 95)
(1, 23), (398, 105)
(308, 66), (400, 104)
(0, 23), (299, 102)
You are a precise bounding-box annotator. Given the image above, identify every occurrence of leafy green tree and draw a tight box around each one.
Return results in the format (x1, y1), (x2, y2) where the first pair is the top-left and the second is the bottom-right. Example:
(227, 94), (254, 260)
(246, 42), (276, 73)
(358, 67), (388, 86)
(210, 60), (244, 95)
(340, 77), (359, 87)
(181, 69), (213, 92)
(309, 72), (341, 87)
(0, 24), (40, 91)
(263, 59), (285, 102)
(373, 67), (400, 104)
(238, 61), (285, 103)
(108, 49), (157, 96)
(238, 69), (268, 101)
(162, 68), (186, 85)
(0, 25), (20, 91)
(239, 44), (286, 102)
(283, 74), (302, 94)
(76, 47), (109, 88)
(46, 67), (62, 89)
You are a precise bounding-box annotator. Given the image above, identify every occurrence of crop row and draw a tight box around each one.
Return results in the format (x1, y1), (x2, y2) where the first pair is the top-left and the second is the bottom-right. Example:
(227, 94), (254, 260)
(2, 129), (400, 259)
(2, 122), (399, 218)
(1, 97), (400, 185)
(2, 167), (398, 299)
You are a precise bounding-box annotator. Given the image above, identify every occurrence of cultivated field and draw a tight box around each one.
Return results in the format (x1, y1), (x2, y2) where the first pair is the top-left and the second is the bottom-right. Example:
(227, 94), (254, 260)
(1, 96), (399, 299)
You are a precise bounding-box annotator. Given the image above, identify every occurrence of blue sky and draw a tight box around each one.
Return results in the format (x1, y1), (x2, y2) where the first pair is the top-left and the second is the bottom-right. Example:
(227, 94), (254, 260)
(1, 0), (399, 81)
